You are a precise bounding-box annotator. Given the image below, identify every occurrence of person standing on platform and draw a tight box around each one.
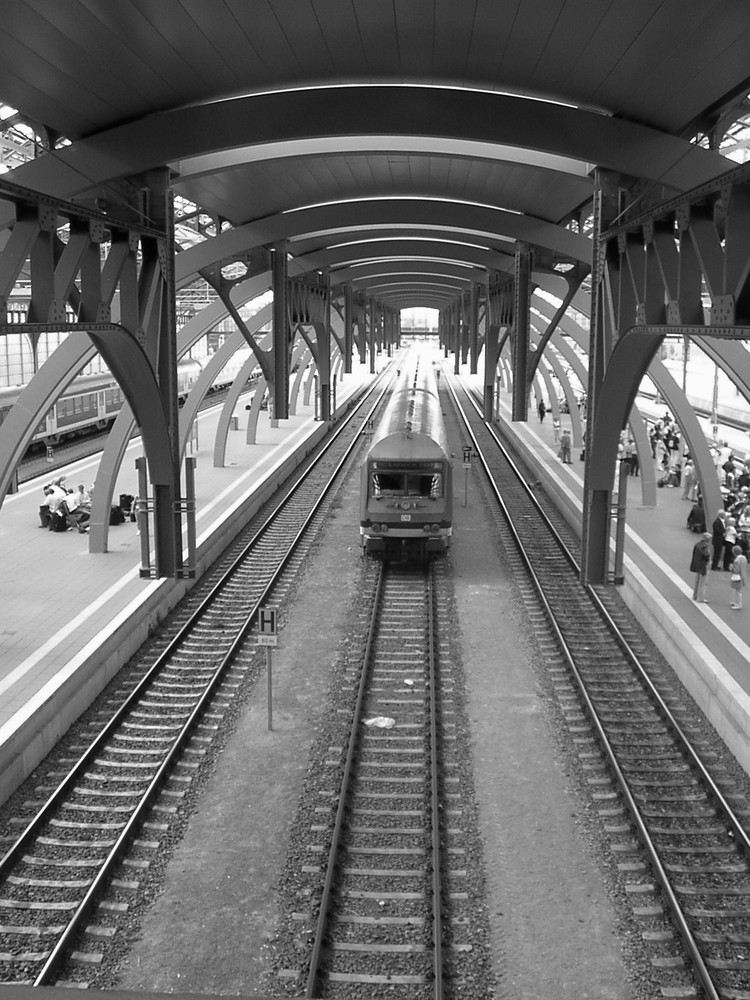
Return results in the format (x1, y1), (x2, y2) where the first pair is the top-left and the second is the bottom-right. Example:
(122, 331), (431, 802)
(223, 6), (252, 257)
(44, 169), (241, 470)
(681, 460), (696, 501)
(690, 532), (712, 602)
(712, 510), (727, 570)
(724, 517), (739, 570)
(559, 429), (572, 464)
(730, 544), (748, 609)
(537, 398), (546, 422)
(553, 416), (561, 443)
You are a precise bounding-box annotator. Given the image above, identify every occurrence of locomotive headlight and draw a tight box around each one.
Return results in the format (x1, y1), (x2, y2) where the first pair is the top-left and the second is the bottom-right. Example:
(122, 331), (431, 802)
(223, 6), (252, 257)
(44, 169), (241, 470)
(431, 523), (440, 533)
(371, 522), (381, 533)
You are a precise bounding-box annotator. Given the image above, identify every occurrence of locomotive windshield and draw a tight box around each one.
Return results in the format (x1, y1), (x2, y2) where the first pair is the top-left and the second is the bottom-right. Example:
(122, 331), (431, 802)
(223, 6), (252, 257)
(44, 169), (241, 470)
(371, 470), (442, 499)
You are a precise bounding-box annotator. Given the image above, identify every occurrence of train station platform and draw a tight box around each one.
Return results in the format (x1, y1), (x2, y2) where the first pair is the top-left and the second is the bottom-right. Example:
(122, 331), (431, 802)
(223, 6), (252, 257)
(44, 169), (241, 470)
(2, 358), (750, 809)
(474, 373), (750, 778)
(0, 364), (377, 805)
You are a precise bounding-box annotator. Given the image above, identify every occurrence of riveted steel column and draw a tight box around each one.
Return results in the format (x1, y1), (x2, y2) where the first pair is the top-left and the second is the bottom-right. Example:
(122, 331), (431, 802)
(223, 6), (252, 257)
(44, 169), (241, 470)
(453, 302), (460, 374)
(511, 243), (532, 421)
(272, 242), (289, 420)
(582, 170), (621, 585)
(469, 283), (479, 374)
(318, 273), (331, 421)
(343, 284), (353, 373)
(368, 299), (376, 373)
(459, 293), (470, 366)
(147, 170), (183, 579)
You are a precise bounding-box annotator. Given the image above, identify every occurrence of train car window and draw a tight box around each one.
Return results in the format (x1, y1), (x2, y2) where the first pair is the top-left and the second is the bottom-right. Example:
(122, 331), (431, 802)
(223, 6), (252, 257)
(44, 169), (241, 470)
(371, 471), (442, 498)
(371, 472), (405, 496)
(407, 473), (442, 498)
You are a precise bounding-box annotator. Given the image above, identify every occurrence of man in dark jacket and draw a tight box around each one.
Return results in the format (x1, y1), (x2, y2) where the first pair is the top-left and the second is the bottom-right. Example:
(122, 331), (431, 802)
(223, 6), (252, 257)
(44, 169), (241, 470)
(690, 532), (712, 602)
(711, 510), (726, 570)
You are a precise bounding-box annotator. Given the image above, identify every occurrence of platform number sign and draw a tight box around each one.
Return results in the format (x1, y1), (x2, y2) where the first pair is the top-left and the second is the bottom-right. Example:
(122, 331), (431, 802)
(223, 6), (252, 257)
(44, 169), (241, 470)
(258, 606), (278, 646)
(463, 446), (472, 469)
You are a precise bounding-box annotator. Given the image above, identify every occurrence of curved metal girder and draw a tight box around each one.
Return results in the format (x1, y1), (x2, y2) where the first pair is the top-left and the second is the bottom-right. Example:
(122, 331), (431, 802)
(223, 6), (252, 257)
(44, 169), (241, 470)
(586, 328), (724, 579)
(6, 87), (731, 224)
(212, 348), (267, 466)
(647, 358), (724, 519)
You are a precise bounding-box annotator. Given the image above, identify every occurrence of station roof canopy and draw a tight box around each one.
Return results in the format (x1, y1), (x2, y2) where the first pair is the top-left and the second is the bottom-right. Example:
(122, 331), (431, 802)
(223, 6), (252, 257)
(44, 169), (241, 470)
(0, 0), (749, 311)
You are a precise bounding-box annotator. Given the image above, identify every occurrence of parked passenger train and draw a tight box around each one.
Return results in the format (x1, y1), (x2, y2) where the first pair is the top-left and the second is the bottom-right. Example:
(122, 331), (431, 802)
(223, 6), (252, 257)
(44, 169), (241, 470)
(360, 363), (452, 560)
(0, 349), (258, 448)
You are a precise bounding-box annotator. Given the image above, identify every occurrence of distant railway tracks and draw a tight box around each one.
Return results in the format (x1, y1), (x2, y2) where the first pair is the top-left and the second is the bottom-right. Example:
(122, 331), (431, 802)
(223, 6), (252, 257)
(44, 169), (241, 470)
(0, 380), (387, 987)
(449, 377), (750, 1000)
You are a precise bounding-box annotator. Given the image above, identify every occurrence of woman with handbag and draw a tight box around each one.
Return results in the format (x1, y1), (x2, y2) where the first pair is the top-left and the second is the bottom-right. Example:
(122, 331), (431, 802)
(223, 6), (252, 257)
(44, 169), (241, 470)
(729, 544), (748, 610)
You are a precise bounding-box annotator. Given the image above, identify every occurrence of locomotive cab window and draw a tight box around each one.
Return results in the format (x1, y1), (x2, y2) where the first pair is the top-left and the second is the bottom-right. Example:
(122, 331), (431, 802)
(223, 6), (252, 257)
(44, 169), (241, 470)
(371, 470), (442, 499)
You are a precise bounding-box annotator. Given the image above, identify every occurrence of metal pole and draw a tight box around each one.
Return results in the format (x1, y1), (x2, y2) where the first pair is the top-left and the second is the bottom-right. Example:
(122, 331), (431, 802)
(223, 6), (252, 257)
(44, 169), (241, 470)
(711, 364), (719, 438)
(266, 647), (273, 731)
(613, 459), (628, 585)
(185, 456), (196, 578)
(136, 456), (151, 578)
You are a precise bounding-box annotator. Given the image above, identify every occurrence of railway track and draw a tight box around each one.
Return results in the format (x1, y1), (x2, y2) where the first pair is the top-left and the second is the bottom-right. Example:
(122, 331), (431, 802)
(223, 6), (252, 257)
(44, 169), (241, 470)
(297, 559), (453, 999)
(0, 380), (388, 987)
(449, 376), (750, 1000)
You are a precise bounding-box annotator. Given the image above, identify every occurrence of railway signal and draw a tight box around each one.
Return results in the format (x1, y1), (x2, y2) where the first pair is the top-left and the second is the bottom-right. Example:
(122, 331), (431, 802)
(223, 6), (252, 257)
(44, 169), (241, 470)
(258, 606), (278, 731)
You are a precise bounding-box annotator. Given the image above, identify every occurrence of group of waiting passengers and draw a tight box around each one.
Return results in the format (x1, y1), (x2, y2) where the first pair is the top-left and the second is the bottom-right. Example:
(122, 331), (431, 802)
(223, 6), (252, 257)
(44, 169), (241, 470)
(683, 447), (750, 540)
(39, 476), (135, 534)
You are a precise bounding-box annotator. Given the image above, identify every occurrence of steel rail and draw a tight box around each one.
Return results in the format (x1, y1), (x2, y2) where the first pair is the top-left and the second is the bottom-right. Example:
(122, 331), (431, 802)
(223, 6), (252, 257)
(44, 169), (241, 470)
(304, 559), (387, 998)
(305, 560), (446, 998)
(426, 562), (445, 1000)
(1, 376), (392, 986)
(446, 375), (725, 1000)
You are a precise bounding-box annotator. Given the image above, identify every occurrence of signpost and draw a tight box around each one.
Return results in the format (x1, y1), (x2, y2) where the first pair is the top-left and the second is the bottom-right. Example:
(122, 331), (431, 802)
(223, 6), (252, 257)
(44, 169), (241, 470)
(462, 445), (472, 507)
(258, 606), (278, 730)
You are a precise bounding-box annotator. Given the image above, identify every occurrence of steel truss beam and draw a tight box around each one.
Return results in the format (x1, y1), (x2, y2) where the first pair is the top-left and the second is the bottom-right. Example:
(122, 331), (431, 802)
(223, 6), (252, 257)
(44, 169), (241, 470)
(0, 175), (186, 578)
(584, 160), (750, 584)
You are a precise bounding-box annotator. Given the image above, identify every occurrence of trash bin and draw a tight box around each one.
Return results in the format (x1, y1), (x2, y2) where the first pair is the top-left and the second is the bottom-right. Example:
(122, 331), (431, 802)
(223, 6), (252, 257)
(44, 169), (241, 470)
(230, 415), (239, 430)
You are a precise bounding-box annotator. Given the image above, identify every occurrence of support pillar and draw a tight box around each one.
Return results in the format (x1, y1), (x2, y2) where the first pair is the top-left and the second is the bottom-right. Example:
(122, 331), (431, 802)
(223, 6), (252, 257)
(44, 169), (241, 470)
(483, 324), (502, 421)
(469, 283), (479, 375)
(511, 243), (533, 421)
(272, 241), (290, 421)
(318, 274), (332, 421)
(368, 299), (376, 373)
(344, 284), (353, 373)
(451, 299), (461, 375)
(143, 169), (182, 578)
(582, 170), (621, 584)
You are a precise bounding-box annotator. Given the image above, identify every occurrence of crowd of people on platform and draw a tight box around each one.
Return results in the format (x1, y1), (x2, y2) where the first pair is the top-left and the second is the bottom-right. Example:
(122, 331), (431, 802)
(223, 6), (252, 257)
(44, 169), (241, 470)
(38, 476), (136, 534)
(537, 399), (750, 611)
(39, 477), (93, 533)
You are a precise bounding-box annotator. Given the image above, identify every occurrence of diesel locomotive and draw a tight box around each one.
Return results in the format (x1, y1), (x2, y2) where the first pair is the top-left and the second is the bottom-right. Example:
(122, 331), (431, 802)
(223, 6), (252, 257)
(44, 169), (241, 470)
(360, 362), (452, 560)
